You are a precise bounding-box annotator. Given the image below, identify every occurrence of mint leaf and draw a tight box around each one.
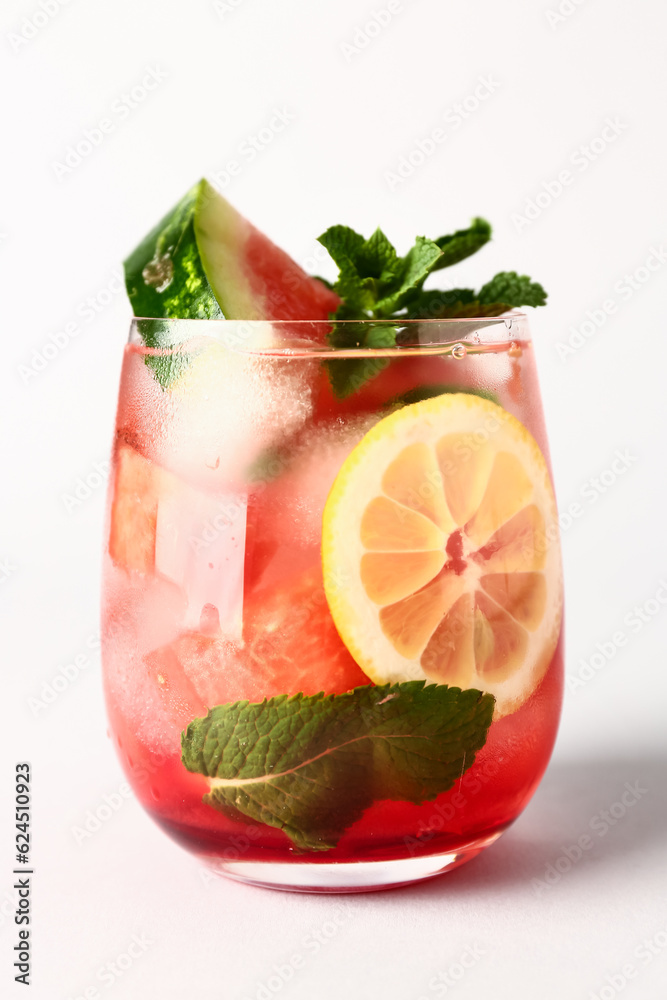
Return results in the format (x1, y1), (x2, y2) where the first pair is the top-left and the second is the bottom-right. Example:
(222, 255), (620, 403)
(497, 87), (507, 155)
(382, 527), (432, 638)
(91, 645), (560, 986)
(375, 237), (443, 315)
(318, 226), (400, 286)
(325, 321), (398, 398)
(364, 324), (399, 348)
(317, 227), (402, 320)
(181, 681), (494, 852)
(317, 225), (367, 273)
(358, 228), (400, 281)
(327, 355), (391, 399)
(409, 296), (511, 319)
(327, 321), (399, 351)
(478, 271), (547, 308)
(404, 272), (547, 319)
(431, 218), (492, 271)
(335, 267), (377, 313)
(404, 288), (477, 319)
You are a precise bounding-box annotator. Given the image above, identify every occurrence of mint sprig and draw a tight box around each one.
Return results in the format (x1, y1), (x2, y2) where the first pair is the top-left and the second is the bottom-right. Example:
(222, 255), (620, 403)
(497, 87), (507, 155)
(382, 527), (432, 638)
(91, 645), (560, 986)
(181, 681), (494, 852)
(405, 272), (547, 320)
(431, 217), (492, 270)
(318, 226), (442, 320)
(316, 218), (547, 397)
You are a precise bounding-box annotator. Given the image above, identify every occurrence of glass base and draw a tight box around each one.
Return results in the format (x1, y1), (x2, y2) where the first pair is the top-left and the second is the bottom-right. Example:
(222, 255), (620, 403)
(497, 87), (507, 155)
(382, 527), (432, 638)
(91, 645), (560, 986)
(202, 832), (503, 893)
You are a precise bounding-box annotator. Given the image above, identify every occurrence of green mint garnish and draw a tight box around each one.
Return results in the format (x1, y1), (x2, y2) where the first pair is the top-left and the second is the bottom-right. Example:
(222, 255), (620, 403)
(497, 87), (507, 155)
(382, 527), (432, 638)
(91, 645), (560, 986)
(404, 272), (547, 320)
(181, 681), (494, 852)
(316, 218), (547, 397)
(478, 271), (547, 309)
(431, 217), (492, 270)
(317, 226), (442, 320)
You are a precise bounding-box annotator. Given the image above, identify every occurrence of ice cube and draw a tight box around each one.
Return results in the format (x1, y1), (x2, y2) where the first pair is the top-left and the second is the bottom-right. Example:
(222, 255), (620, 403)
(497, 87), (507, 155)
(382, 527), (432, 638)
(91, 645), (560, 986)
(120, 341), (317, 491)
(154, 479), (246, 639)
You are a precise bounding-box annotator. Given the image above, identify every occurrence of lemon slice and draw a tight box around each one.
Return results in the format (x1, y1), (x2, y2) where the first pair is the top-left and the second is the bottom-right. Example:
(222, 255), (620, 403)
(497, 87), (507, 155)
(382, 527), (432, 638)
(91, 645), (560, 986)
(322, 393), (562, 717)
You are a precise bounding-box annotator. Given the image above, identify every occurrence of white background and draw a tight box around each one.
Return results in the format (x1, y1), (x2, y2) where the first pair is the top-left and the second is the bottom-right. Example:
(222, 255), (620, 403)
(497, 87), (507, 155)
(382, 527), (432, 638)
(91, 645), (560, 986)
(2, 0), (667, 998)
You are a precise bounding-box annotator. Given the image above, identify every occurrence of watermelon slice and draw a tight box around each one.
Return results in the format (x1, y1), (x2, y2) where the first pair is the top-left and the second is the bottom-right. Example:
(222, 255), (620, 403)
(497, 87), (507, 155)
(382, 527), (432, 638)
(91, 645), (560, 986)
(142, 565), (370, 714)
(124, 179), (339, 322)
(108, 442), (161, 574)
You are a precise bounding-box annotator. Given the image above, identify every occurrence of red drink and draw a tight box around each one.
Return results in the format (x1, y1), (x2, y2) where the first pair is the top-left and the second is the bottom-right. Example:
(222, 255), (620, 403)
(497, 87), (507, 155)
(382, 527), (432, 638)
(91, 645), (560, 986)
(102, 317), (563, 891)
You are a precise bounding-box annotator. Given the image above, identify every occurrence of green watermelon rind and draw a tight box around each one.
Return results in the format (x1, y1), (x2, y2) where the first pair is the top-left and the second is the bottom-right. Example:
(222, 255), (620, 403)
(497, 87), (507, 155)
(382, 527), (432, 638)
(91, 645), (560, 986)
(124, 182), (224, 322)
(123, 181), (245, 388)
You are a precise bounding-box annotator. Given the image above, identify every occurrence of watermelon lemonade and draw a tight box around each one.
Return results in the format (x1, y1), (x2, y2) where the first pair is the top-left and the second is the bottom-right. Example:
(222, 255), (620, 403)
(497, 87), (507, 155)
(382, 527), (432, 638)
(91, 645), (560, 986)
(102, 182), (563, 890)
(102, 316), (563, 891)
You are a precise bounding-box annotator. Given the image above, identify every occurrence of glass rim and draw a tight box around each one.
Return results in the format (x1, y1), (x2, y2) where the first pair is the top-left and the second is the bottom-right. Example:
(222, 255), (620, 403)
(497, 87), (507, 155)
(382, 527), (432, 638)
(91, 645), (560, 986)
(129, 313), (531, 359)
(131, 313), (528, 323)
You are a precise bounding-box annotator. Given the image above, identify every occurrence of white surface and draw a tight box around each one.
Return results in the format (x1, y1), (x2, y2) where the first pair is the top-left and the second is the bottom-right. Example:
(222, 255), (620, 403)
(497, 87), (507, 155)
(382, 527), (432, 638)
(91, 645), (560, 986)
(2, 1), (667, 997)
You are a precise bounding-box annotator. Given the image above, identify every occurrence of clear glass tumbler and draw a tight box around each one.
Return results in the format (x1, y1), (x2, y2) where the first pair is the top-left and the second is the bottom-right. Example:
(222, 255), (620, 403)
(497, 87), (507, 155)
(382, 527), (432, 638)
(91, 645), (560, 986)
(101, 316), (563, 892)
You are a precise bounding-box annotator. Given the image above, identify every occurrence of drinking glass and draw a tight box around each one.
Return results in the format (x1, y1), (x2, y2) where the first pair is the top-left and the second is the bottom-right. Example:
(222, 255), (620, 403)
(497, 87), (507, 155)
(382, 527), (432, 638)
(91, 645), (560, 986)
(101, 316), (563, 892)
